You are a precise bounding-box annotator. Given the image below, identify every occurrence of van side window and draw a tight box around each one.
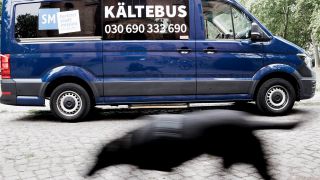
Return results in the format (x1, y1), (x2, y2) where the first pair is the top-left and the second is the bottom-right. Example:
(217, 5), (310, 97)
(202, 1), (252, 40)
(14, 1), (102, 40)
(102, 0), (190, 40)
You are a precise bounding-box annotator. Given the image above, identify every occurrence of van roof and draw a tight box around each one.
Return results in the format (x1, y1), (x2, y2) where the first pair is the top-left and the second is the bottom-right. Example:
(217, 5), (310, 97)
(10, 0), (239, 3)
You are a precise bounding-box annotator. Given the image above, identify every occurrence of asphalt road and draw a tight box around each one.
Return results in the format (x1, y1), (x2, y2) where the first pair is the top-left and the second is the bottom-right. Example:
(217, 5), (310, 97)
(0, 95), (320, 180)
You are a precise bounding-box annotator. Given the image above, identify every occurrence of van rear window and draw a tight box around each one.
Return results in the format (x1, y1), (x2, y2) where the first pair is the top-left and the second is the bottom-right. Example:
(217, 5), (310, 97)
(14, 1), (102, 40)
(14, 0), (190, 41)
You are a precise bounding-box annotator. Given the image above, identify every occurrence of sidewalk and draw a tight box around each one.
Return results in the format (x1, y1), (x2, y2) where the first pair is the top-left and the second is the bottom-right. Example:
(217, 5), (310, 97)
(297, 92), (320, 106)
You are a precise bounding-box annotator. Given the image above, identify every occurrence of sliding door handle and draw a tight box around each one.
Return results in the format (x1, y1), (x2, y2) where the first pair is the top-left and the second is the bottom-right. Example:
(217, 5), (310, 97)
(203, 47), (216, 54)
(177, 48), (192, 54)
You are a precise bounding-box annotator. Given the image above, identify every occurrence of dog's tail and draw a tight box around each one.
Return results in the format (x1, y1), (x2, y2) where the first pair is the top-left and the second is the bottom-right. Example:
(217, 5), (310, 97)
(247, 120), (300, 130)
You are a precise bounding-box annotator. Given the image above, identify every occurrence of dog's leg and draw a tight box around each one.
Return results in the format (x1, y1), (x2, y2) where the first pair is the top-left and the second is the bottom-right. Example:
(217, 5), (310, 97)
(222, 158), (232, 169)
(252, 147), (273, 180)
(255, 160), (272, 180)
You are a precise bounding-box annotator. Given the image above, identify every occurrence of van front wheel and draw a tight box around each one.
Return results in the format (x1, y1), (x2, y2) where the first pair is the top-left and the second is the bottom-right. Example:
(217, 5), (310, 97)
(50, 83), (91, 122)
(256, 78), (296, 116)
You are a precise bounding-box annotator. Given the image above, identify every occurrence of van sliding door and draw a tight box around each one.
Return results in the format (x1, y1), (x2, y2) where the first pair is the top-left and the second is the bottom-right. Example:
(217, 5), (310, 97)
(102, 0), (197, 104)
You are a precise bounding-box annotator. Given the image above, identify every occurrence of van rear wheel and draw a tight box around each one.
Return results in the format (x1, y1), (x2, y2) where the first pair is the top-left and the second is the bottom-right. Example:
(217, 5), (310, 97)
(256, 78), (296, 116)
(50, 83), (91, 122)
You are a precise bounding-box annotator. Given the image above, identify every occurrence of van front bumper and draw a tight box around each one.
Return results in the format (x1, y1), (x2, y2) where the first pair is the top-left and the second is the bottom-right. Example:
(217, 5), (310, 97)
(1, 79), (45, 106)
(300, 78), (316, 100)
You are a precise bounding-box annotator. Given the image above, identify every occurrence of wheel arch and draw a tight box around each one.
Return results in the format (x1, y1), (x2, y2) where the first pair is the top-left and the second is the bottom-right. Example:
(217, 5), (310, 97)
(40, 66), (101, 105)
(43, 76), (96, 105)
(253, 72), (301, 101)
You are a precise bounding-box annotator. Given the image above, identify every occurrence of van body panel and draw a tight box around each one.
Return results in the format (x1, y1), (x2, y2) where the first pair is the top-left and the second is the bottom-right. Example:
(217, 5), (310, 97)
(10, 50), (103, 79)
(1, 0), (12, 53)
(0, 79), (17, 105)
(104, 95), (196, 105)
(14, 79), (43, 96)
(16, 96), (44, 106)
(197, 79), (253, 95)
(196, 94), (251, 101)
(9, 41), (102, 54)
(252, 64), (297, 81)
(195, 40), (264, 95)
(103, 44), (196, 97)
(0, 0), (316, 110)
(263, 53), (303, 70)
(103, 78), (196, 96)
(9, 45), (104, 98)
(104, 94), (251, 105)
(265, 36), (305, 54)
(40, 65), (104, 98)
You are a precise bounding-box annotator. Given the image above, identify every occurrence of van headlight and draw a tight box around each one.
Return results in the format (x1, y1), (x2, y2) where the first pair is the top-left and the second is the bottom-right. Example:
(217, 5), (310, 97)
(297, 53), (314, 69)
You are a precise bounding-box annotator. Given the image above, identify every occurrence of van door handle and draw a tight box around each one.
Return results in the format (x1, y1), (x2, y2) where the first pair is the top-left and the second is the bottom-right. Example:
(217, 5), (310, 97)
(204, 47), (216, 54)
(177, 48), (192, 54)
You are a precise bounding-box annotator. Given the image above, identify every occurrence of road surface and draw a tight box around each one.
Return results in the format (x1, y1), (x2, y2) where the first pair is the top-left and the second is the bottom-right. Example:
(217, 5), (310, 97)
(0, 95), (320, 180)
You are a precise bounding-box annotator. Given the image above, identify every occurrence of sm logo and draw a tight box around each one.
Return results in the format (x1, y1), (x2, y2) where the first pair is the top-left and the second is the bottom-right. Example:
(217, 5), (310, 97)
(38, 8), (60, 30)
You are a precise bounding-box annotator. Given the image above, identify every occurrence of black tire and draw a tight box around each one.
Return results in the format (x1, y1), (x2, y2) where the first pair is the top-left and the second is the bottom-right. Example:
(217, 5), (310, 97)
(256, 78), (296, 116)
(50, 83), (91, 122)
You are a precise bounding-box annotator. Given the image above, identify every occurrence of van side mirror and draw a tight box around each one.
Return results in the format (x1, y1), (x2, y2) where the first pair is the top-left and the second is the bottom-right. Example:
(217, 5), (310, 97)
(251, 22), (262, 41)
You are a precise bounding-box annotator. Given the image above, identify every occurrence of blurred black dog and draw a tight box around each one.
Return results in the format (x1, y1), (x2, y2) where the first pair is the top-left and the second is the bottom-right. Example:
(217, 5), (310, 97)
(87, 110), (299, 180)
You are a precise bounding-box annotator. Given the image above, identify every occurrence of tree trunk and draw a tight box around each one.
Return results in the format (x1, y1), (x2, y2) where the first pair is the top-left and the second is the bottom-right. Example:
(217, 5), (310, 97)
(283, 7), (290, 39)
(311, 34), (320, 68)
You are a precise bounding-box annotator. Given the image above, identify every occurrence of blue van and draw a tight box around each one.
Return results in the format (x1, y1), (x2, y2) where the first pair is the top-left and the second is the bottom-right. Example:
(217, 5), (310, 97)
(1, 0), (316, 121)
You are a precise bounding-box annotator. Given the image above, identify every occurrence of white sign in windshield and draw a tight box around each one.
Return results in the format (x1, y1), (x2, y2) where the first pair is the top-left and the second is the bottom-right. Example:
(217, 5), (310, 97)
(57, 10), (81, 34)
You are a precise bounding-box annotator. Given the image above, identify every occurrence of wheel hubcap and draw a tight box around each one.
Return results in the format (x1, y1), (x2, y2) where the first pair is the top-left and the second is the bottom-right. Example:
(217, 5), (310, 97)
(57, 91), (82, 117)
(63, 97), (76, 109)
(265, 85), (289, 111)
